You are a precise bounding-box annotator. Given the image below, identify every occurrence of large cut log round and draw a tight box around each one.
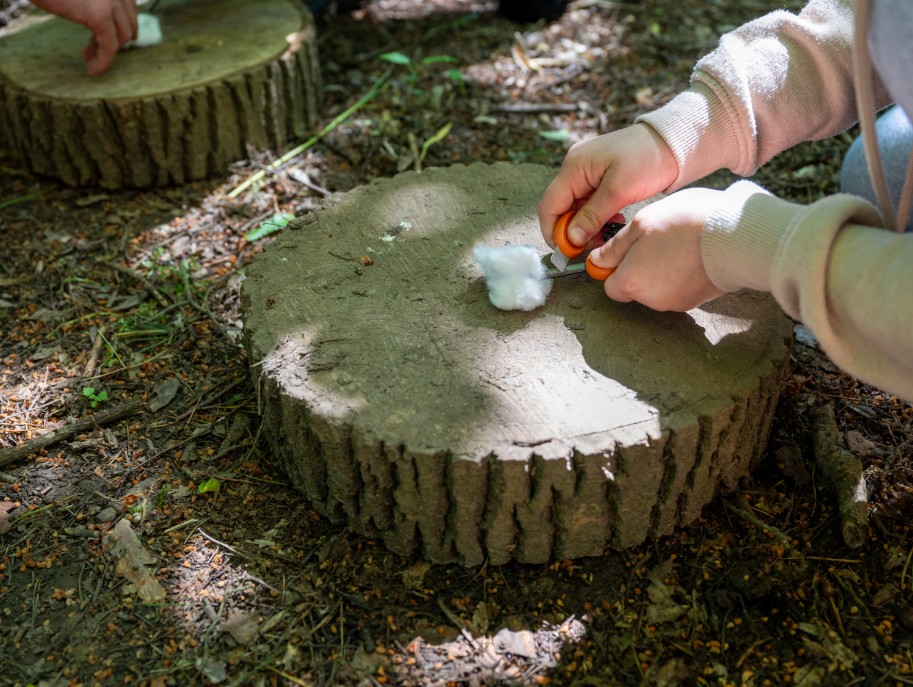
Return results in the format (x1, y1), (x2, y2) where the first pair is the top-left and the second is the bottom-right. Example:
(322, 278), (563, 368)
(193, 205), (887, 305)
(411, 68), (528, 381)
(0, 0), (319, 188)
(242, 162), (793, 565)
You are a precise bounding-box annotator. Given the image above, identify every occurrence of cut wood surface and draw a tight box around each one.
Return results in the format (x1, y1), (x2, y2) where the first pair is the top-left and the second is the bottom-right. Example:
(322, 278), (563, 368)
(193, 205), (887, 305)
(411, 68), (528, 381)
(242, 162), (794, 565)
(0, 0), (319, 188)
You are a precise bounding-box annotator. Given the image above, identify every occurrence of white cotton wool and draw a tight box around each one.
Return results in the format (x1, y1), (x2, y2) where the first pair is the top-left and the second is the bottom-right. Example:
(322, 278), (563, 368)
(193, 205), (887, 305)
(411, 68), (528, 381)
(126, 14), (163, 48)
(473, 243), (552, 311)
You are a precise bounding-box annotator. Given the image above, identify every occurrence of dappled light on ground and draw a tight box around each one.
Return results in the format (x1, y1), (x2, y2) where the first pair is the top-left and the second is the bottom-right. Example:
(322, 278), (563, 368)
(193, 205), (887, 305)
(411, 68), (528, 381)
(2, 0), (913, 685)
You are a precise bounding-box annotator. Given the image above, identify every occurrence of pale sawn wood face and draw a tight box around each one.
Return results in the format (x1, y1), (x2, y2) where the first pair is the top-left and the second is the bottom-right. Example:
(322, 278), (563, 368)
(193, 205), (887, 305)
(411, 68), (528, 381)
(0, 0), (306, 99)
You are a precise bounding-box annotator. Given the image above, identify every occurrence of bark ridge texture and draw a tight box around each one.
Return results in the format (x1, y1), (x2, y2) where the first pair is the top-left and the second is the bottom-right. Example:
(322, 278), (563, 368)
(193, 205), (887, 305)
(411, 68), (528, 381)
(242, 162), (794, 565)
(0, 0), (319, 188)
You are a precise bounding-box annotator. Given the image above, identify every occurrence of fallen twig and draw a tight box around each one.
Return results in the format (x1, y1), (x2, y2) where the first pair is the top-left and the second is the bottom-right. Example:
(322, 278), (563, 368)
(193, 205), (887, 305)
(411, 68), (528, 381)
(0, 188), (48, 210)
(288, 168), (331, 196)
(811, 403), (869, 548)
(491, 102), (580, 113)
(725, 499), (792, 548)
(0, 400), (145, 468)
(172, 376), (248, 423)
(178, 267), (233, 341)
(103, 259), (170, 307)
(83, 326), (107, 378)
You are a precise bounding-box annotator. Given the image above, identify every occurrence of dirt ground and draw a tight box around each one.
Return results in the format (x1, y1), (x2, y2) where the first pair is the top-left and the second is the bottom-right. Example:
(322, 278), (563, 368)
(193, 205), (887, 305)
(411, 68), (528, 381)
(1, 1), (913, 686)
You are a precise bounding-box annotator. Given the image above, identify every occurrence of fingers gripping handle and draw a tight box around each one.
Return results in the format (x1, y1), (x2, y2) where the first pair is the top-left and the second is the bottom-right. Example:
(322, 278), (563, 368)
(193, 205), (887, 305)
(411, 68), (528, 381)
(583, 255), (616, 281)
(552, 211), (586, 260)
(552, 210), (617, 281)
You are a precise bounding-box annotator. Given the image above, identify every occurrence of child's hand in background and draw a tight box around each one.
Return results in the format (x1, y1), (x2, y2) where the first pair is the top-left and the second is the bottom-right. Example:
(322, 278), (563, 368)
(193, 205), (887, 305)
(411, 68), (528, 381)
(31, 0), (138, 75)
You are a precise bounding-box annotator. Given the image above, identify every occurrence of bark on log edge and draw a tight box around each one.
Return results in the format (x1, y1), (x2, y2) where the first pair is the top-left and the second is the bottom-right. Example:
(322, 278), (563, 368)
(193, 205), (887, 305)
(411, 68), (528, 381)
(0, 5), (320, 188)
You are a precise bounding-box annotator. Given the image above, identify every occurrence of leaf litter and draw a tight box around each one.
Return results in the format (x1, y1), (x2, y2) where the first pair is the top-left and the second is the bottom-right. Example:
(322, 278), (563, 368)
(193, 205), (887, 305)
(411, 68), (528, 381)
(1, 0), (913, 686)
(397, 616), (587, 686)
(105, 518), (167, 603)
(0, 500), (17, 535)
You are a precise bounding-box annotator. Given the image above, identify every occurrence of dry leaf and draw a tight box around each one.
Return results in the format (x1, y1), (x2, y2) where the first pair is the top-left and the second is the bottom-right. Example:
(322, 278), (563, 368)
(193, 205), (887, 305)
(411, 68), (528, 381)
(222, 610), (260, 645)
(0, 501), (18, 535)
(398, 616), (586, 684)
(645, 559), (687, 625)
(105, 518), (166, 602)
(494, 628), (537, 658)
(149, 377), (181, 411)
(470, 601), (490, 635)
(846, 430), (877, 453)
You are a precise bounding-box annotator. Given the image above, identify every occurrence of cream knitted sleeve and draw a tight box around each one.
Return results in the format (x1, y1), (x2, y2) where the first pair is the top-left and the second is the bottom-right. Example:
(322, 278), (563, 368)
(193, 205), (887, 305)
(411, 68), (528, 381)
(702, 181), (913, 402)
(637, 0), (886, 191)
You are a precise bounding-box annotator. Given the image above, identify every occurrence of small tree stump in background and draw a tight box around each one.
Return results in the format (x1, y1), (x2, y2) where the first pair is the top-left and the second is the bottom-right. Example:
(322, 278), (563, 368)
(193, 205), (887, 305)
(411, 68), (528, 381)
(0, 0), (319, 188)
(242, 162), (794, 565)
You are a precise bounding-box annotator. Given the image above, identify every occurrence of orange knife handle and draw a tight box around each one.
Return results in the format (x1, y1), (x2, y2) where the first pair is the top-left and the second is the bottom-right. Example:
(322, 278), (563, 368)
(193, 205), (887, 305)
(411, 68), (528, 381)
(585, 255), (615, 281)
(552, 210), (586, 260)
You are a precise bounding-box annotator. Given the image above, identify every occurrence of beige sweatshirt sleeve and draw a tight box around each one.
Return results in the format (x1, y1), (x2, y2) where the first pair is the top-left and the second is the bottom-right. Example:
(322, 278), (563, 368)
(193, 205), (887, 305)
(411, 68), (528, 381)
(702, 180), (913, 402)
(637, 0), (882, 191)
(631, 0), (912, 400)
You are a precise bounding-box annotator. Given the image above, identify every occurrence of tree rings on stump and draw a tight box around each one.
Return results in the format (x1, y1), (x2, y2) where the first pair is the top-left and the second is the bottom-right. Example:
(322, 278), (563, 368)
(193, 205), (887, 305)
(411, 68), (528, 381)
(242, 162), (793, 565)
(0, 0), (319, 188)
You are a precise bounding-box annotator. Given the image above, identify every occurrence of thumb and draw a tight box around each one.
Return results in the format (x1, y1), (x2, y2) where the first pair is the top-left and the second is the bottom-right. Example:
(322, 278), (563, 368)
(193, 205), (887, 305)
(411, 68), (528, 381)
(566, 203), (608, 248)
(588, 223), (635, 270)
(566, 187), (627, 247)
(590, 226), (639, 304)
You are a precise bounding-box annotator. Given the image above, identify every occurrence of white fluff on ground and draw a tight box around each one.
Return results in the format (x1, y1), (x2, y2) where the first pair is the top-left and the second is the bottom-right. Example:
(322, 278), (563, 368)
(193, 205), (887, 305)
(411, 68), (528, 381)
(473, 243), (552, 311)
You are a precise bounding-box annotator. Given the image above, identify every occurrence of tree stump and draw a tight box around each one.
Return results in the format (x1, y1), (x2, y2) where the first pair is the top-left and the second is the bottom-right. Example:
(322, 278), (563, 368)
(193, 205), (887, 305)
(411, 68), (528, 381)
(0, 0), (319, 188)
(242, 162), (794, 565)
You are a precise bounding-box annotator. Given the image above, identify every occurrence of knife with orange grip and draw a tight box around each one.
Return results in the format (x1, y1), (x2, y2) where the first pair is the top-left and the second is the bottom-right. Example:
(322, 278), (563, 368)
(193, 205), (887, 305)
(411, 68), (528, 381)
(543, 209), (625, 281)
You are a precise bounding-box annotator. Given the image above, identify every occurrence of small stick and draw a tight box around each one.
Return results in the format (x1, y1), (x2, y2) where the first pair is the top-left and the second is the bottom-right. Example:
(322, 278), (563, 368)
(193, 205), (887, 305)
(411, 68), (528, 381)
(172, 376), (247, 423)
(103, 260), (170, 307)
(725, 500), (792, 548)
(0, 400), (145, 468)
(198, 529), (243, 556)
(491, 103), (580, 113)
(287, 168), (331, 196)
(408, 132), (421, 173)
(811, 403), (869, 548)
(83, 326), (107, 378)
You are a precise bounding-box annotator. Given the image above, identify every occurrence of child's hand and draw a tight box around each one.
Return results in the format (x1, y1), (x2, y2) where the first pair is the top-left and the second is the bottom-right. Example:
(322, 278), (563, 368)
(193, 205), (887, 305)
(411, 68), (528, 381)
(588, 188), (726, 312)
(31, 0), (138, 75)
(537, 123), (678, 250)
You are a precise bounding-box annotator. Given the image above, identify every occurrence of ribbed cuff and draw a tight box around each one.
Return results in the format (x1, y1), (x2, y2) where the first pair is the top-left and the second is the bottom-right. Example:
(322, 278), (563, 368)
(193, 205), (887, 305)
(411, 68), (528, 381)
(701, 181), (799, 293)
(636, 82), (744, 192)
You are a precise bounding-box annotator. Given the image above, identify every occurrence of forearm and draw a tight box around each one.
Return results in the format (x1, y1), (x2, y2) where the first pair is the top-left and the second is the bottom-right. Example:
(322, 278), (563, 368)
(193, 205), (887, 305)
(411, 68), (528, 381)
(639, 0), (889, 191)
(702, 181), (913, 401)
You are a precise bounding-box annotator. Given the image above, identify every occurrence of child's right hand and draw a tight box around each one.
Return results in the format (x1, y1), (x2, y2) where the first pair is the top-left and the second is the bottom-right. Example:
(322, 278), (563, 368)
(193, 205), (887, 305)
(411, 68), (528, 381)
(31, 0), (138, 75)
(537, 123), (679, 250)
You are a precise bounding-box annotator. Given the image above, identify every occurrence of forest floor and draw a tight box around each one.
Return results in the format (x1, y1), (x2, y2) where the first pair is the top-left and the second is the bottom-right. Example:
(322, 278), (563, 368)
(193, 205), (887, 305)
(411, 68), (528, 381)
(2, 1), (913, 686)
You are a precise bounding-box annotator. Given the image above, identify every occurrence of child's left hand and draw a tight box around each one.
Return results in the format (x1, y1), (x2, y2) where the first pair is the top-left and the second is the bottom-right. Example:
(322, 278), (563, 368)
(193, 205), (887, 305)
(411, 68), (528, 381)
(588, 188), (727, 311)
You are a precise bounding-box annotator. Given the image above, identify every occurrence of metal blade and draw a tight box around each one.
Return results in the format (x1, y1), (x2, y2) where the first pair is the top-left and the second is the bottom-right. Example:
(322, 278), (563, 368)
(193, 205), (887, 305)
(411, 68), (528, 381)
(542, 262), (588, 279)
(549, 248), (570, 272)
(546, 220), (626, 277)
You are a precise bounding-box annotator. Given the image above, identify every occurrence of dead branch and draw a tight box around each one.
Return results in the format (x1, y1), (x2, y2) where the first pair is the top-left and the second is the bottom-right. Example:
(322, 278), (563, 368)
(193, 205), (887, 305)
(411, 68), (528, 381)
(83, 326), (107, 378)
(102, 259), (171, 307)
(725, 499), (792, 548)
(811, 403), (869, 548)
(0, 400), (145, 469)
(491, 103), (580, 114)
